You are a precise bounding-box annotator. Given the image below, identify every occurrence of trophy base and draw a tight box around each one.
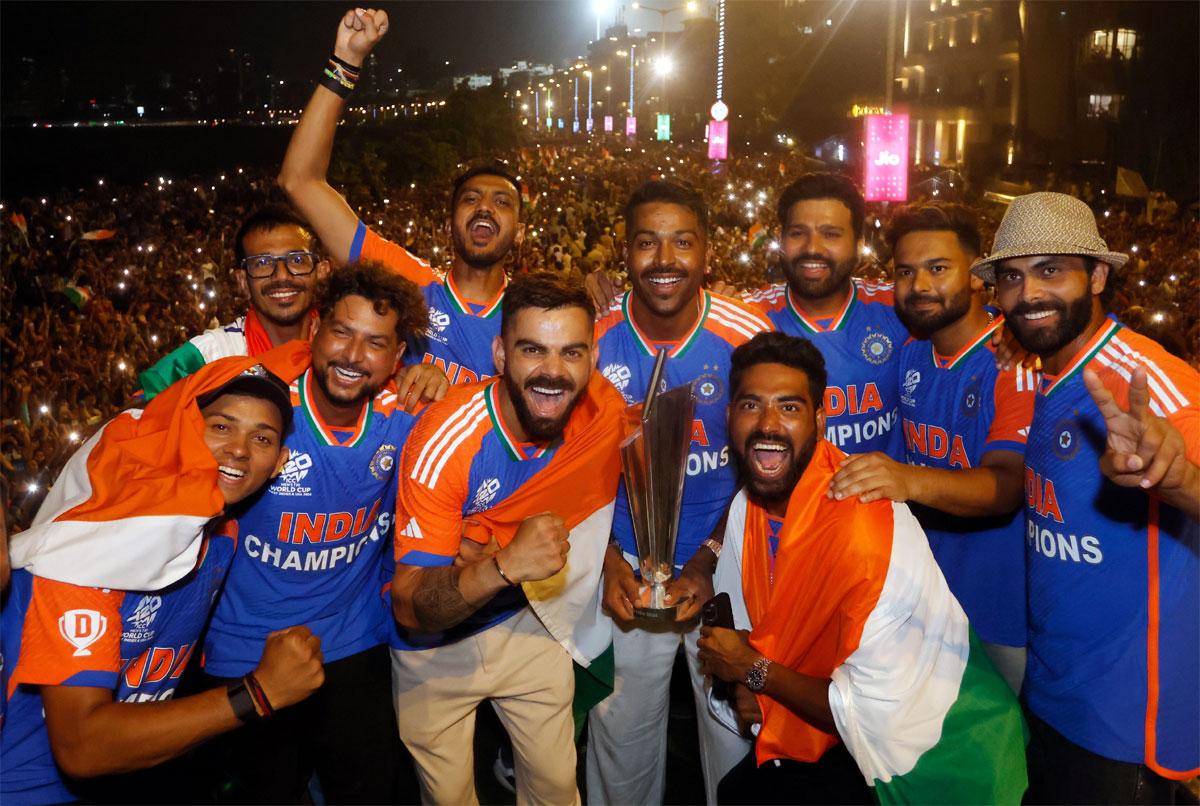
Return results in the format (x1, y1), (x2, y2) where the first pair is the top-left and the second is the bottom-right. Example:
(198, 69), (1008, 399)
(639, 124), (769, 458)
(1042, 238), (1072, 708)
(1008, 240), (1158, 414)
(633, 603), (679, 620)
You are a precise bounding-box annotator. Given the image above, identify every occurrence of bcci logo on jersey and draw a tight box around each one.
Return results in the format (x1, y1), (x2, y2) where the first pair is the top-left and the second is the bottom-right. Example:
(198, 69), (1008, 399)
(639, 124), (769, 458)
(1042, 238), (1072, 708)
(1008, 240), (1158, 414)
(959, 379), (982, 418)
(602, 363), (634, 402)
(467, 478), (501, 514)
(693, 373), (724, 406)
(901, 369), (921, 407)
(369, 443), (398, 481)
(861, 331), (893, 366)
(426, 307), (451, 344)
(122, 595), (162, 643)
(271, 451), (314, 497)
(1051, 418), (1080, 461)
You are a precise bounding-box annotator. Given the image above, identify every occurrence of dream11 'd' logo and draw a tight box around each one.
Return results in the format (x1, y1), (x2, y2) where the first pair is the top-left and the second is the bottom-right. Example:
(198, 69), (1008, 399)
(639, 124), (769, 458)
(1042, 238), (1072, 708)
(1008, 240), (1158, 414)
(59, 609), (108, 657)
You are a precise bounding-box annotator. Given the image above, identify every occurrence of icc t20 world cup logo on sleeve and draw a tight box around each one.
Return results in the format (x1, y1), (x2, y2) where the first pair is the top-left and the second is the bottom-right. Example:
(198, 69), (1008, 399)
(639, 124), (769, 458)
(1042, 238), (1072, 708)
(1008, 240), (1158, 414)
(58, 609), (108, 657)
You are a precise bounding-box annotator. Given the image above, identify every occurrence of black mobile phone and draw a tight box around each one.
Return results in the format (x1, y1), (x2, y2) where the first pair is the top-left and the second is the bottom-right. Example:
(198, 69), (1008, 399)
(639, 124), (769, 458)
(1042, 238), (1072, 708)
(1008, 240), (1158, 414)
(701, 592), (734, 629)
(701, 593), (735, 702)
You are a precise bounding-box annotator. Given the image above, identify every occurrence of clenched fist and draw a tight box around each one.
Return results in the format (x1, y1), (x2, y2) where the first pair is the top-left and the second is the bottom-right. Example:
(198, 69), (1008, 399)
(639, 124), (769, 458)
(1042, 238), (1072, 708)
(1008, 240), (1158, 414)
(333, 7), (390, 68)
(497, 512), (569, 583)
(252, 626), (325, 711)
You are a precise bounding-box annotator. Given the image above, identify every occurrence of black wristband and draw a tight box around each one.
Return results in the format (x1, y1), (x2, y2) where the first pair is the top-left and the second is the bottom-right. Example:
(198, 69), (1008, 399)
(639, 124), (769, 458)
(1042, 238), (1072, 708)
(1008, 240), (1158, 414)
(227, 679), (262, 723)
(319, 70), (354, 99)
(330, 52), (362, 72)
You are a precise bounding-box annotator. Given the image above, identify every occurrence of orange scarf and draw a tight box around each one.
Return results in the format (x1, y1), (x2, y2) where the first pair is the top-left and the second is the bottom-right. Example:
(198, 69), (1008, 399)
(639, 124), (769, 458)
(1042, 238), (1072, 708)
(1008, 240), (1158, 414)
(742, 439), (894, 765)
(243, 308), (319, 356)
(430, 373), (626, 544)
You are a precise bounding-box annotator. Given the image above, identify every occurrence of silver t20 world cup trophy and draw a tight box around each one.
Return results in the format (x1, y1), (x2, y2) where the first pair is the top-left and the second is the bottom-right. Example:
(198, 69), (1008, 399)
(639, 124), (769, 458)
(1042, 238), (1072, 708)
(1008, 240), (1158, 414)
(620, 349), (694, 618)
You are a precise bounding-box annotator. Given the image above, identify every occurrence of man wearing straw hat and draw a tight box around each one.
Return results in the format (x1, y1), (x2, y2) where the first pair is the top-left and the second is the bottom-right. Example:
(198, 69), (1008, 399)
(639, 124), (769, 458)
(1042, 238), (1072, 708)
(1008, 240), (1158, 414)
(972, 192), (1199, 803)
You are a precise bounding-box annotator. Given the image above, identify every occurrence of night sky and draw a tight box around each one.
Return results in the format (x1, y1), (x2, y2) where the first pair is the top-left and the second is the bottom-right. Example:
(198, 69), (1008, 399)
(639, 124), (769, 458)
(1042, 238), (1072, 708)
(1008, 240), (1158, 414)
(1, 1), (625, 95)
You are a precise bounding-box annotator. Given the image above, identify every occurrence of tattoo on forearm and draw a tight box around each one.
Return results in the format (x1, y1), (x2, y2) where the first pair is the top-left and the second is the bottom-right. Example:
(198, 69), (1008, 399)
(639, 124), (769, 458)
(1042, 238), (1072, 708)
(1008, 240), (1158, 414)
(413, 566), (474, 632)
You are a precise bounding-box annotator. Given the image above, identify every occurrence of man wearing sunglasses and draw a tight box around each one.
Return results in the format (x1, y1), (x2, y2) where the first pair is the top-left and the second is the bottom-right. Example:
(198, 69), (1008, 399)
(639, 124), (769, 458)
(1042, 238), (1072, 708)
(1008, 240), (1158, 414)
(138, 206), (330, 400)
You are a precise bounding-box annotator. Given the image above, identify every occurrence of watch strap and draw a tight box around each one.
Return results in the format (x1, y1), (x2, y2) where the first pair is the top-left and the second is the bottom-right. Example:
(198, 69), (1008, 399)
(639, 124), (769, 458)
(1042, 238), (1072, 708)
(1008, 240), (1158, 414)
(227, 679), (262, 722)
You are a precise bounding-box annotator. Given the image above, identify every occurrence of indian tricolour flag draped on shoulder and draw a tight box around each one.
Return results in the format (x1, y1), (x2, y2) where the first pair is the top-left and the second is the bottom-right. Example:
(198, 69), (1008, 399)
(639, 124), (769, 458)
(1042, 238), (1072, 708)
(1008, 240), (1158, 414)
(422, 374), (626, 731)
(714, 440), (1027, 804)
(8, 342), (311, 592)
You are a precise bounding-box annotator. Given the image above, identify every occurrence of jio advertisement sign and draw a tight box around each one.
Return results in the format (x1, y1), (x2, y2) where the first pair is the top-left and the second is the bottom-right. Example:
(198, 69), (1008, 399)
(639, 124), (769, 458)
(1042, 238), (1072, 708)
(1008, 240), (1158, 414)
(864, 114), (909, 202)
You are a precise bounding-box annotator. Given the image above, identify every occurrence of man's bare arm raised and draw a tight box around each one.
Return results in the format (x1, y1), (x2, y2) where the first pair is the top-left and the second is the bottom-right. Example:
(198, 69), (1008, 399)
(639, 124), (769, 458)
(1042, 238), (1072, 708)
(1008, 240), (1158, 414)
(278, 8), (389, 266)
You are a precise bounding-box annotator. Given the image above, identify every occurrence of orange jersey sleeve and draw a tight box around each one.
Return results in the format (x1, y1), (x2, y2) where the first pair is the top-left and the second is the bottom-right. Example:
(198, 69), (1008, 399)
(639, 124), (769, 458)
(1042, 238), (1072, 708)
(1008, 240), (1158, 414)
(1091, 328), (1200, 466)
(394, 388), (490, 566)
(11, 577), (124, 690)
(985, 363), (1037, 452)
(353, 223), (440, 288)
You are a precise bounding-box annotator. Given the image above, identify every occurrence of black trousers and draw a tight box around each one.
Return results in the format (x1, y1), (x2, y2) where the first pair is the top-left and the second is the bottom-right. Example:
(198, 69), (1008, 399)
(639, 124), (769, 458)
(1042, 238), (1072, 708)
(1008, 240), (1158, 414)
(717, 742), (873, 805)
(1024, 709), (1181, 805)
(199, 644), (418, 804)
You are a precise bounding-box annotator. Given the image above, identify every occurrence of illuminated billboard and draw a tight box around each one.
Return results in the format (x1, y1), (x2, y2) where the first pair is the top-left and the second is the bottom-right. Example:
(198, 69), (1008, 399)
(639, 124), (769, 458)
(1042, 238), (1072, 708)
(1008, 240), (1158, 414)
(707, 119), (728, 160)
(656, 114), (671, 141)
(864, 114), (909, 202)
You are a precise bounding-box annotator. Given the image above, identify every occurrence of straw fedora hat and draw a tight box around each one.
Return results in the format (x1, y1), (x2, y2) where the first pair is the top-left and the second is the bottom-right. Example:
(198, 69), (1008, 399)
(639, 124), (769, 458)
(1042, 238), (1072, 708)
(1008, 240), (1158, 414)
(970, 192), (1128, 283)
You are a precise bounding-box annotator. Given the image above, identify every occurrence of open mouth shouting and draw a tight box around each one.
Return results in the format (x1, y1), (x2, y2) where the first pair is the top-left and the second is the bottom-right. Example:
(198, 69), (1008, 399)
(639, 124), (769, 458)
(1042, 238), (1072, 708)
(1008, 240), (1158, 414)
(468, 216), (498, 246)
(524, 377), (574, 420)
(745, 434), (793, 481)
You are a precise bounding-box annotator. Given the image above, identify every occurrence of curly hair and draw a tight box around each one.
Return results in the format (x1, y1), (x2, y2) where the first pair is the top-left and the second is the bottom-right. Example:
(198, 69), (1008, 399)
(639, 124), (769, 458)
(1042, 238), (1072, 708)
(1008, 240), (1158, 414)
(314, 261), (427, 343)
(729, 332), (828, 406)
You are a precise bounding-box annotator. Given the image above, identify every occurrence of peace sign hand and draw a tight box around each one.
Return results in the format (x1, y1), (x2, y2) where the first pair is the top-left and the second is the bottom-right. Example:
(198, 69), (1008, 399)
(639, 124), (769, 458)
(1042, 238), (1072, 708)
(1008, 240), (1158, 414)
(1083, 366), (1196, 499)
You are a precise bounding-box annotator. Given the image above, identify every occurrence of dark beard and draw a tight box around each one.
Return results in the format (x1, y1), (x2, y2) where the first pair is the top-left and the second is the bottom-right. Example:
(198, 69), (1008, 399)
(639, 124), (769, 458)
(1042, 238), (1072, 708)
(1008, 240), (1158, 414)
(1006, 293), (1095, 356)
(782, 252), (857, 302)
(734, 429), (818, 508)
(312, 361), (381, 408)
(895, 285), (974, 339)
(451, 219), (517, 269)
(503, 372), (581, 443)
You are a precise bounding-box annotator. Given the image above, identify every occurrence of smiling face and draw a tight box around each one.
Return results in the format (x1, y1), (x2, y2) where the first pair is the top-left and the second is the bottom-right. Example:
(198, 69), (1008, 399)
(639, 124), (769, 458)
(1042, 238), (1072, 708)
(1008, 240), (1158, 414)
(236, 225), (330, 327)
(893, 230), (981, 339)
(625, 201), (707, 322)
(310, 294), (403, 410)
(728, 362), (825, 514)
(993, 255), (1107, 368)
(200, 393), (288, 505)
(780, 198), (859, 303)
(449, 174), (524, 269)
(493, 305), (596, 443)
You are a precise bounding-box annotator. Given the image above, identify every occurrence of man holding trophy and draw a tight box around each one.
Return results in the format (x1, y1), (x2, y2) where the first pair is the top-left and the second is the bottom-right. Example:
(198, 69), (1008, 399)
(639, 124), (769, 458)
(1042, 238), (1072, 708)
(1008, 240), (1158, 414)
(587, 180), (772, 805)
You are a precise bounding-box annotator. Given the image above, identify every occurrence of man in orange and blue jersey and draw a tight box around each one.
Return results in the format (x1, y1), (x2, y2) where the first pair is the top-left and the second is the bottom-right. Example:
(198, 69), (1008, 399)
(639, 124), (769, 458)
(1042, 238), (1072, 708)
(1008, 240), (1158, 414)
(390, 272), (624, 804)
(828, 202), (1032, 692)
(743, 174), (909, 459)
(588, 180), (771, 805)
(280, 7), (522, 388)
(981, 192), (1198, 803)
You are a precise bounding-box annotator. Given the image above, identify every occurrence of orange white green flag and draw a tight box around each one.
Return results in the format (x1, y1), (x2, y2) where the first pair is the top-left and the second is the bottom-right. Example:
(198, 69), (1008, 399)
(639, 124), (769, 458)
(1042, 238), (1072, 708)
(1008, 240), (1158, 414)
(8, 342), (311, 592)
(711, 439), (1028, 804)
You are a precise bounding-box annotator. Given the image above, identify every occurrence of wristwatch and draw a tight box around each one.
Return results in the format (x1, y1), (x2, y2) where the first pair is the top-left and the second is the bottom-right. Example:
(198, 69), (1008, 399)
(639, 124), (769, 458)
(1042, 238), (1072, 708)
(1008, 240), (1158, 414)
(701, 537), (722, 559)
(745, 656), (771, 693)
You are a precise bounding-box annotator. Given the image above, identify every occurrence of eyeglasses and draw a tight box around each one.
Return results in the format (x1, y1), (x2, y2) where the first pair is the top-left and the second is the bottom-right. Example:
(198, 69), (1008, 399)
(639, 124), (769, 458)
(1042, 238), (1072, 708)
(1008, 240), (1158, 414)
(240, 251), (319, 278)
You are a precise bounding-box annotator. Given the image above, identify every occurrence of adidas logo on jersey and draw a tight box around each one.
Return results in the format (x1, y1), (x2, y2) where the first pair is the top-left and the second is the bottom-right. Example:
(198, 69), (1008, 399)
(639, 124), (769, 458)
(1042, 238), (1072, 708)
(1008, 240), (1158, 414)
(399, 517), (424, 539)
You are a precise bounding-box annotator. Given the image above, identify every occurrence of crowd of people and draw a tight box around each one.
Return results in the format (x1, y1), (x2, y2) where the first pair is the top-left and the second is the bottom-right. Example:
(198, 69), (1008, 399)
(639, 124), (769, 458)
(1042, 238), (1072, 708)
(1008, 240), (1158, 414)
(1, 11), (1197, 805)
(3, 140), (1196, 532)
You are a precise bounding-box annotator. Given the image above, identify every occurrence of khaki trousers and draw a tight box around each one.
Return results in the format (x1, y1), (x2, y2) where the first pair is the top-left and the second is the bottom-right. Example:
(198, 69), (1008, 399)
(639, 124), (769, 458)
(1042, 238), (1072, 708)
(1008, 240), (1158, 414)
(390, 607), (580, 806)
